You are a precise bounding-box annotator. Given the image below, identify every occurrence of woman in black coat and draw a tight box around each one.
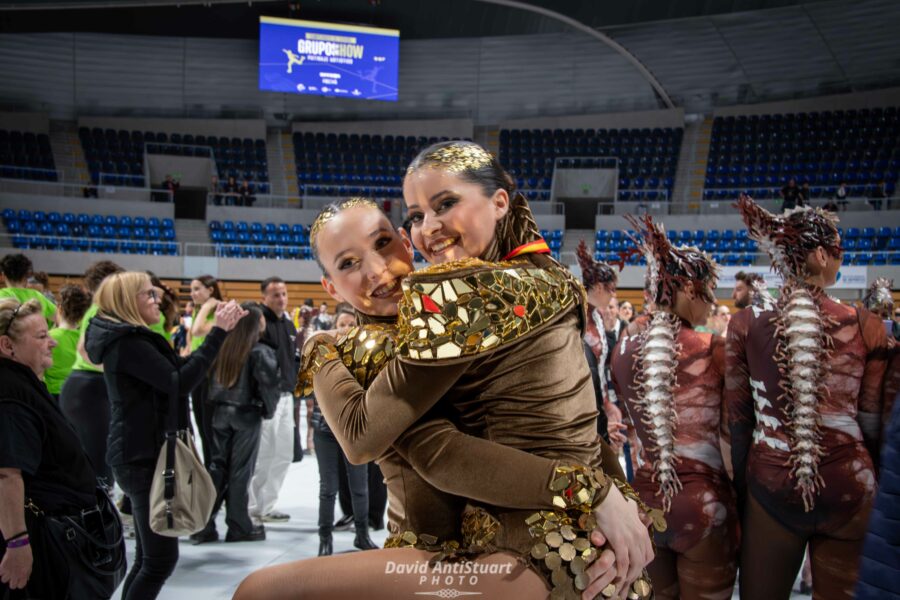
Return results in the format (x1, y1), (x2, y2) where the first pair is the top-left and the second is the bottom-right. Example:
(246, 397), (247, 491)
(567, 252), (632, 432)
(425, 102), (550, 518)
(84, 271), (245, 600)
(0, 298), (101, 599)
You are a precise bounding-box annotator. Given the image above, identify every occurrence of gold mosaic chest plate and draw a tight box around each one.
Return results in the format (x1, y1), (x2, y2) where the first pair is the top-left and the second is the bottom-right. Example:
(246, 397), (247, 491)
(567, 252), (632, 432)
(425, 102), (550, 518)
(396, 257), (578, 361)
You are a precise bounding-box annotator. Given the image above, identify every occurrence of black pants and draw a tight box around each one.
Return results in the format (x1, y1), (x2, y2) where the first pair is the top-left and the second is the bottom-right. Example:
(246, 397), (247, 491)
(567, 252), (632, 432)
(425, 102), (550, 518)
(314, 428), (368, 535)
(59, 370), (113, 488)
(207, 405), (262, 536)
(338, 461), (387, 525)
(112, 463), (179, 600)
(191, 377), (215, 468)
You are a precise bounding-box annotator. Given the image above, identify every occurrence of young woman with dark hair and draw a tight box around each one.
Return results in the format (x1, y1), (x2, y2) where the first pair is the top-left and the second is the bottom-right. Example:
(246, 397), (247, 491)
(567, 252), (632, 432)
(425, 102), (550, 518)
(310, 304), (379, 555)
(44, 284), (92, 402)
(0, 253), (55, 325)
(59, 260), (124, 490)
(728, 196), (890, 600)
(610, 215), (738, 600)
(146, 271), (179, 342)
(236, 142), (655, 600)
(188, 274), (224, 467)
(192, 303), (280, 545)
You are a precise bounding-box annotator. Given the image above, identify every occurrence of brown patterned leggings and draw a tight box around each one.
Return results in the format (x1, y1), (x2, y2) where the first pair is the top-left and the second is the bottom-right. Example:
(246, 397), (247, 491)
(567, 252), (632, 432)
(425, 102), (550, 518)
(738, 494), (871, 600)
(649, 524), (737, 600)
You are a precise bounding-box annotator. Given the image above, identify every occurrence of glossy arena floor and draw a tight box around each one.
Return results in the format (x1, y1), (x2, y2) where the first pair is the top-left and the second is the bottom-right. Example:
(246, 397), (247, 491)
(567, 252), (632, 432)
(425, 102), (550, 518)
(111, 411), (806, 599)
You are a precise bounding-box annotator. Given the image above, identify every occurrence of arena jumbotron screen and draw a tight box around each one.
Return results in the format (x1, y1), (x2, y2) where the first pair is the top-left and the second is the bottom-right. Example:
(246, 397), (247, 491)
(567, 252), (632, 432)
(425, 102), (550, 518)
(258, 16), (399, 102)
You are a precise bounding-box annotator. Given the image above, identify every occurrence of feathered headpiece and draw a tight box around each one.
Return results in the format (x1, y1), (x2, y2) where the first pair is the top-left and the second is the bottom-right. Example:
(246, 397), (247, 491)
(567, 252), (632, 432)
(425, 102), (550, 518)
(624, 214), (719, 309)
(862, 277), (894, 317)
(749, 277), (777, 311)
(736, 194), (841, 282)
(576, 240), (618, 293)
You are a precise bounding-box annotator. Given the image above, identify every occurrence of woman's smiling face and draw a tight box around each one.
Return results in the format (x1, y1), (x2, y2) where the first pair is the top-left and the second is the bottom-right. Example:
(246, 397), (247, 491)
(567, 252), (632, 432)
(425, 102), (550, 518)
(316, 205), (414, 317)
(402, 168), (509, 264)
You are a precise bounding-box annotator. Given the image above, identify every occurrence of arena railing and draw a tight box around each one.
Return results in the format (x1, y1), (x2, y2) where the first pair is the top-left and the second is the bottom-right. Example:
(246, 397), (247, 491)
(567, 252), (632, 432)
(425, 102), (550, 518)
(596, 195), (899, 216)
(0, 233), (183, 255)
(144, 141), (215, 158)
(206, 192), (302, 209)
(0, 177), (173, 202)
(558, 249), (899, 268)
(182, 241), (306, 258)
(0, 165), (59, 180)
(698, 191), (899, 213)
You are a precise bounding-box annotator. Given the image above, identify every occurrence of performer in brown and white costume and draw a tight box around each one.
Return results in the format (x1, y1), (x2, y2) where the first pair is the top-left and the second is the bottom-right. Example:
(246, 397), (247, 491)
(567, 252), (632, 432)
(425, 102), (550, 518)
(728, 195), (890, 600)
(609, 215), (738, 600)
(862, 277), (899, 424)
(577, 241), (629, 447)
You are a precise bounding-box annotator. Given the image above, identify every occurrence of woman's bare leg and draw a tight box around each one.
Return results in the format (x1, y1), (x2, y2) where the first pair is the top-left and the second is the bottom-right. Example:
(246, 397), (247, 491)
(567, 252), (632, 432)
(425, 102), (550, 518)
(233, 548), (549, 600)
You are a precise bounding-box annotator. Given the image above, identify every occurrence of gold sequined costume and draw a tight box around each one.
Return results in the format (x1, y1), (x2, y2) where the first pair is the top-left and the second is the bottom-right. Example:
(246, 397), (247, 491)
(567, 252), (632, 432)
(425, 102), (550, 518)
(310, 255), (656, 598)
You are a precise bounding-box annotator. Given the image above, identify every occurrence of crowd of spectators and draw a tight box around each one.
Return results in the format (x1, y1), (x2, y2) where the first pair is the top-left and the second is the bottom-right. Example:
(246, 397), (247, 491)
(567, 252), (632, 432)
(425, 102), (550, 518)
(0, 252), (391, 599)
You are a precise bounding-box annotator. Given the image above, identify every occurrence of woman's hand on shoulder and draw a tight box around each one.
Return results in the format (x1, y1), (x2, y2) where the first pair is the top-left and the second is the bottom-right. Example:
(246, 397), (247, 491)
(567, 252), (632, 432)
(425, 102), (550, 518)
(214, 300), (248, 332)
(202, 297), (221, 311)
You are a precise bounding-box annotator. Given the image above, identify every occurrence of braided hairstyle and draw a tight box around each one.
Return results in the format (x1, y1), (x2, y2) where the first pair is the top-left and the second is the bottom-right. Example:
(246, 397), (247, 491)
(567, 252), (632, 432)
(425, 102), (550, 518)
(405, 141), (544, 265)
(576, 240), (617, 294)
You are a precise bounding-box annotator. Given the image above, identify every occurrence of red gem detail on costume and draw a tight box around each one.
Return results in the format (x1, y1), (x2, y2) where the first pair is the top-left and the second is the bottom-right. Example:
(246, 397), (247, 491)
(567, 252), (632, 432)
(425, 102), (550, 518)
(565, 488), (574, 500)
(421, 294), (441, 313)
(513, 305), (526, 318)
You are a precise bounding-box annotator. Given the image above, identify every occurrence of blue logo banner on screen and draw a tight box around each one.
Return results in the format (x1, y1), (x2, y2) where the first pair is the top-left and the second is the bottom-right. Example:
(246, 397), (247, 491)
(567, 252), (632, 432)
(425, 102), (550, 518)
(259, 16), (399, 102)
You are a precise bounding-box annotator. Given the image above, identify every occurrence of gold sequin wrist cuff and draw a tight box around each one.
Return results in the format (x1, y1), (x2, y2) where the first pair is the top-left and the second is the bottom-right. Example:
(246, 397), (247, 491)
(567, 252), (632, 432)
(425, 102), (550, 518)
(549, 465), (612, 512)
(295, 337), (339, 397)
(613, 478), (667, 533)
(526, 467), (656, 599)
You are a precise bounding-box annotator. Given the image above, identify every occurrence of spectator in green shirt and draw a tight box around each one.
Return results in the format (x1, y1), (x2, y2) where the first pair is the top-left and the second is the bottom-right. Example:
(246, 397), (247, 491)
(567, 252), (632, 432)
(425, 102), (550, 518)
(45, 285), (92, 400)
(59, 260), (124, 490)
(0, 254), (56, 325)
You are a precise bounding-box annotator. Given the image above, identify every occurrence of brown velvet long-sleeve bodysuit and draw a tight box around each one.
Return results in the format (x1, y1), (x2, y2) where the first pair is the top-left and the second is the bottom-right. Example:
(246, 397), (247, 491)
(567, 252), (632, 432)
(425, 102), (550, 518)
(313, 258), (632, 593)
(726, 296), (889, 535)
(307, 316), (589, 546)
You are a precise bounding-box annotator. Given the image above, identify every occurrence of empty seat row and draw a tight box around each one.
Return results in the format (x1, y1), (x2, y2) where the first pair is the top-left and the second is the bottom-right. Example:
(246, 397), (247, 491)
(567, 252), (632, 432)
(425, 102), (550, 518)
(3, 209), (172, 229)
(79, 127), (268, 189)
(6, 222), (174, 241)
(211, 231), (309, 246)
(293, 134), (464, 191)
(0, 129), (56, 181)
(501, 127), (683, 196)
(706, 107), (900, 197)
(216, 244), (312, 260)
(209, 220), (309, 234)
(11, 236), (179, 256)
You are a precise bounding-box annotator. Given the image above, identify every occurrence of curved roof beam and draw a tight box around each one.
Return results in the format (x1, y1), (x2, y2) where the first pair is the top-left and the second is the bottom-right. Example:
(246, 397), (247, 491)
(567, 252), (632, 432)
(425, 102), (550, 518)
(473, 0), (675, 109)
